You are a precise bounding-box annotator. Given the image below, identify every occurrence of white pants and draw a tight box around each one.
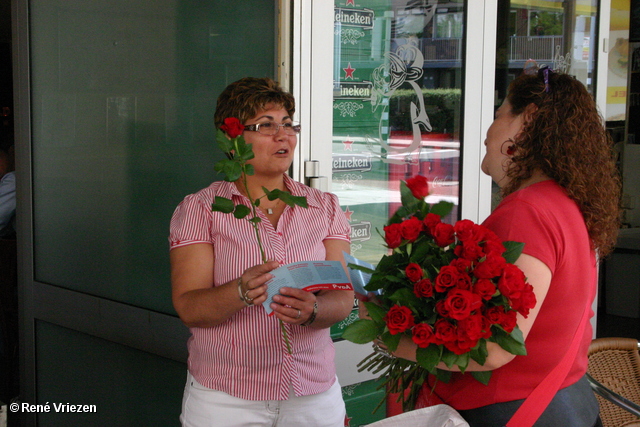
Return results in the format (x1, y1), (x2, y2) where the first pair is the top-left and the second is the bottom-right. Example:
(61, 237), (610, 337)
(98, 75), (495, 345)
(180, 372), (346, 427)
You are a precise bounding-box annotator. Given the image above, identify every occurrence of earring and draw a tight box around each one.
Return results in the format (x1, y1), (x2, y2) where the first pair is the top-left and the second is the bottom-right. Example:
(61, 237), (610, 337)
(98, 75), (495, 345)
(501, 139), (516, 156)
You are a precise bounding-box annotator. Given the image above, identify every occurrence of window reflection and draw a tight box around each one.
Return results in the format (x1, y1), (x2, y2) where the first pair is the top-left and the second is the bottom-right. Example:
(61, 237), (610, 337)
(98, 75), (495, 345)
(492, 0), (599, 208)
(332, 0), (464, 264)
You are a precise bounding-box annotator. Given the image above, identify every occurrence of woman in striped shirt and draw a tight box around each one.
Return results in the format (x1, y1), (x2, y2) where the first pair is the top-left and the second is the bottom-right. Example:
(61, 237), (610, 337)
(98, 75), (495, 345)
(169, 77), (354, 427)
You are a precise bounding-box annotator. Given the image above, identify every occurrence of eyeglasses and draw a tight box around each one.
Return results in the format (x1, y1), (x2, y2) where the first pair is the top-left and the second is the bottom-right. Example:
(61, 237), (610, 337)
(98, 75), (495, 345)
(244, 121), (301, 136)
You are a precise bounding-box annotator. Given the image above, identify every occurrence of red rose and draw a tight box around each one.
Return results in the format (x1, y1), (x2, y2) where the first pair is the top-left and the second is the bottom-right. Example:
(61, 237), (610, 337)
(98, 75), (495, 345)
(435, 299), (450, 318)
(405, 175), (429, 199)
(512, 283), (537, 317)
(384, 305), (415, 335)
(473, 278), (497, 300)
(405, 263), (423, 282)
(447, 332), (477, 355)
(499, 310), (518, 333)
(383, 223), (403, 249)
(458, 313), (486, 341)
(473, 252), (506, 279)
(454, 219), (483, 243)
(434, 319), (457, 344)
(498, 264), (527, 300)
(454, 240), (485, 261)
(435, 265), (460, 292)
(401, 216), (423, 242)
(423, 213), (441, 234)
(412, 323), (436, 348)
(433, 222), (455, 247)
(414, 278), (434, 298)
(482, 238), (506, 256)
(450, 258), (472, 273)
(480, 227), (502, 246)
(443, 289), (482, 321)
(484, 306), (506, 324)
(455, 272), (472, 291)
(220, 117), (245, 139)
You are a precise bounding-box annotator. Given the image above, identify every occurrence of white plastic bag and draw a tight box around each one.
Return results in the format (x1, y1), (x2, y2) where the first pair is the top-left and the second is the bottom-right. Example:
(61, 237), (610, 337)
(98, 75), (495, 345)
(364, 404), (470, 427)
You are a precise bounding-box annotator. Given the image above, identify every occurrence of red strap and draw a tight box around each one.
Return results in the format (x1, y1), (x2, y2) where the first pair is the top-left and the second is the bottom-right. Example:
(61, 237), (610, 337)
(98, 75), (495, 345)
(506, 303), (590, 427)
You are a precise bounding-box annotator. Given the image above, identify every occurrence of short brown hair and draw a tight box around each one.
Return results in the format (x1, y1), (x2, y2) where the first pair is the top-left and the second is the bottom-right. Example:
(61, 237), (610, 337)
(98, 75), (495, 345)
(214, 77), (295, 128)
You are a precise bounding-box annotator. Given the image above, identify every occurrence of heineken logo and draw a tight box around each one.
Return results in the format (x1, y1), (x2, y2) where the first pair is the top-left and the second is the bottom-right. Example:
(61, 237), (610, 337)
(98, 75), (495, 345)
(334, 8), (375, 29)
(350, 221), (371, 242)
(334, 81), (373, 100)
(333, 154), (372, 172)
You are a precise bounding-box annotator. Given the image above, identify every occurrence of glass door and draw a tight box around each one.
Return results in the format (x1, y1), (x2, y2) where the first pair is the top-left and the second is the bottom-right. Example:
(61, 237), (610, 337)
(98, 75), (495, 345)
(491, 0), (604, 208)
(332, 0), (466, 265)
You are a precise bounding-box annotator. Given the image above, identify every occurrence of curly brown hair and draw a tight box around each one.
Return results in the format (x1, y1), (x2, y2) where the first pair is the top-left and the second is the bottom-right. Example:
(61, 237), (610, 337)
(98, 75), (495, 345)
(503, 71), (621, 257)
(214, 77), (295, 129)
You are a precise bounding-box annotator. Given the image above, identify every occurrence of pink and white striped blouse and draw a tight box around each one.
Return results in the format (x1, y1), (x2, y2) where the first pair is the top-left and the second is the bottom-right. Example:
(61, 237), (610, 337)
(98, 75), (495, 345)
(169, 174), (350, 400)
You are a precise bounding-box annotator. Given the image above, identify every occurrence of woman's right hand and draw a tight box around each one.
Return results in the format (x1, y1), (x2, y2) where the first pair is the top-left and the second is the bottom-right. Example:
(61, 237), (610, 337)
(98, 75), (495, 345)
(238, 260), (280, 307)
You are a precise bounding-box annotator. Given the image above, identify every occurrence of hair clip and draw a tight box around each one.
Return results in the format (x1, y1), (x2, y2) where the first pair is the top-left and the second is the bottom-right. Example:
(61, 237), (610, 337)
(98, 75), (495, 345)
(538, 66), (554, 93)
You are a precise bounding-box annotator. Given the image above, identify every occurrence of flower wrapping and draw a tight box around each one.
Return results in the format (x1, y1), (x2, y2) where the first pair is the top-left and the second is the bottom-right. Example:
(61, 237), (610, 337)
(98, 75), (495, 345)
(342, 175), (536, 412)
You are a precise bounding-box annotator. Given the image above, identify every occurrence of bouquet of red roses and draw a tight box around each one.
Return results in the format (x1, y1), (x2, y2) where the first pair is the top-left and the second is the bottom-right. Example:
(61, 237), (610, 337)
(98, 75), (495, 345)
(342, 175), (537, 412)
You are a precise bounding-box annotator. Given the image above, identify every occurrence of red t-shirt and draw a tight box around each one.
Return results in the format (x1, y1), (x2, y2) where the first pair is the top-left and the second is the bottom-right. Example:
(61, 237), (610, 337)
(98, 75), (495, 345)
(432, 180), (596, 409)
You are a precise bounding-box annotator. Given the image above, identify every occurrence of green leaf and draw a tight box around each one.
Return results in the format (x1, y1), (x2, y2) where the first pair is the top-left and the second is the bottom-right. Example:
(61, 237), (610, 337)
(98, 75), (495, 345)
(502, 241), (525, 264)
(441, 349), (469, 370)
(347, 263), (375, 275)
(409, 239), (434, 264)
(469, 339), (488, 366)
(492, 325), (527, 355)
(388, 288), (417, 308)
(244, 164), (255, 176)
(429, 201), (454, 217)
(434, 368), (452, 383)
(381, 330), (402, 352)
(233, 204), (251, 219)
(216, 129), (234, 153)
(214, 159), (243, 182)
(455, 352), (470, 373)
(211, 196), (235, 214)
(342, 319), (381, 344)
(263, 188), (309, 208)
(234, 137), (253, 160)
(249, 216), (262, 224)
(471, 371), (492, 385)
(364, 302), (387, 323)
(416, 345), (441, 372)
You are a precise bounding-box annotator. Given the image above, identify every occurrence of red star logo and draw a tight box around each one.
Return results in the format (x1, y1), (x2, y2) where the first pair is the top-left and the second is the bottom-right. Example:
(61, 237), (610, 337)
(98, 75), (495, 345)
(345, 0), (355, 5)
(343, 137), (354, 151)
(343, 207), (354, 221)
(343, 63), (355, 80)
(344, 414), (352, 426)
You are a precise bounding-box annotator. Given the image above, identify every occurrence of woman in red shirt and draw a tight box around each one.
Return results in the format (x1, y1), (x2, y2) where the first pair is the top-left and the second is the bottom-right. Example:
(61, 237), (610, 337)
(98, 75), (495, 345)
(371, 69), (620, 426)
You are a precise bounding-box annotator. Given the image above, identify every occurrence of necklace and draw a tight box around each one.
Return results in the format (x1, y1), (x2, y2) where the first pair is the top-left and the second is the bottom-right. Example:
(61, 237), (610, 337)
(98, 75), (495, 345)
(263, 199), (280, 215)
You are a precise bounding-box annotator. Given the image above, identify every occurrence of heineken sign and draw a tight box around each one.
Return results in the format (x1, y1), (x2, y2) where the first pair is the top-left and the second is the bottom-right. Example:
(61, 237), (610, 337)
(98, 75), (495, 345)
(332, 154), (372, 172)
(334, 8), (375, 29)
(335, 81), (373, 100)
(350, 221), (372, 242)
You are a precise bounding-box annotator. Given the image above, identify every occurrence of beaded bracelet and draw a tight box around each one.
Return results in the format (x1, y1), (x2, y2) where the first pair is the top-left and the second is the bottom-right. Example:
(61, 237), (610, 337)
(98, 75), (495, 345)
(301, 301), (318, 326)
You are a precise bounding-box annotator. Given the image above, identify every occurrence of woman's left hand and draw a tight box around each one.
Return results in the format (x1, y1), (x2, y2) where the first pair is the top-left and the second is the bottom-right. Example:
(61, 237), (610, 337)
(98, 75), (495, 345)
(271, 287), (316, 325)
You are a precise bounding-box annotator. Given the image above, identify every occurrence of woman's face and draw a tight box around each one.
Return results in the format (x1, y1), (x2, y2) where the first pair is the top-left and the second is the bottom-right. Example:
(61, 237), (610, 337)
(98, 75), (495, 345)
(243, 105), (297, 178)
(481, 98), (525, 187)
